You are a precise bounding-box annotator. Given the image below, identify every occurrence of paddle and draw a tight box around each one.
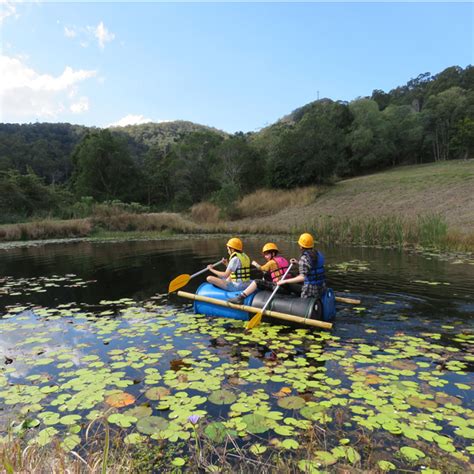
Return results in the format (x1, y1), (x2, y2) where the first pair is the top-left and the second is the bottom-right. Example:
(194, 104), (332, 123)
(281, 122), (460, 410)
(246, 263), (293, 330)
(168, 259), (223, 293)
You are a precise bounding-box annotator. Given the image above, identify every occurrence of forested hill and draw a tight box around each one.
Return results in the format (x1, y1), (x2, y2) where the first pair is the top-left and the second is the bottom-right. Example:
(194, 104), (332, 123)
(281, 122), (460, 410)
(110, 121), (227, 151)
(0, 120), (227, 184)
(0, 64), (473, 224)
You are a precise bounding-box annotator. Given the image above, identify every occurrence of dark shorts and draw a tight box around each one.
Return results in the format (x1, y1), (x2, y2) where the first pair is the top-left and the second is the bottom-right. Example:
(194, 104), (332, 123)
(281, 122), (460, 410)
(254, 279), (302, 296)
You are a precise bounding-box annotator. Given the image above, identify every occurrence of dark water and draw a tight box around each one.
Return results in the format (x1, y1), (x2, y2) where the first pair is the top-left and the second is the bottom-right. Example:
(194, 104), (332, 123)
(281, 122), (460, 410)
(1, 237), (473, 470)
(1, 236), (472, 326)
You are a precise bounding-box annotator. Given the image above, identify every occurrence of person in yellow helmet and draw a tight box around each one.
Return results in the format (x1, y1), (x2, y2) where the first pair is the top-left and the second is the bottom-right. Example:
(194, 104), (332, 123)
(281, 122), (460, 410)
(228, 242), (291, 304)
(276, 232), (326, 298)
(207, 237), (252, 292)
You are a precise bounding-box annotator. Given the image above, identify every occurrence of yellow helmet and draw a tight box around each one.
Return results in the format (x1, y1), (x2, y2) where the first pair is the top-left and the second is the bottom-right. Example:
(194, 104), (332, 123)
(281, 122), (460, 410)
(226, 237), (243, 251)
(262, 242), (279, 254)
(298, 232), (314, 248)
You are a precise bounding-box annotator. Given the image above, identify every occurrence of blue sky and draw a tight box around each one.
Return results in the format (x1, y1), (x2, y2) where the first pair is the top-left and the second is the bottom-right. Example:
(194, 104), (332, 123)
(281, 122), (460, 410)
(1, 1), (472, 133)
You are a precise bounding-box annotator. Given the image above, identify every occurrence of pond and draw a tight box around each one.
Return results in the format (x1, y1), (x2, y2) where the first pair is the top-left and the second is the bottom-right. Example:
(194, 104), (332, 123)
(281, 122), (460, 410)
(1, 237), (473, 472)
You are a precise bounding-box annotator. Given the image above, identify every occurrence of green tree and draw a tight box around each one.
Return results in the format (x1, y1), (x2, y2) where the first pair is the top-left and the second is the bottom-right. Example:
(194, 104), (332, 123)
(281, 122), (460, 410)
(213, 134), (265, 194)
(268, 100), (352, 186)
(421, 87), (470, 161)
(71, 130), (142, 202)
(0, 169), (58, 222)
(381, 105), (424, 165)
(347, 99), (390, 172)
(168, 131), (223, 208)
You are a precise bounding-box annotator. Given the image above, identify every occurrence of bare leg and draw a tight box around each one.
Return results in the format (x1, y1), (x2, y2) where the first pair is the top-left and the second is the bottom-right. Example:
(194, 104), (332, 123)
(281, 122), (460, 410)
(207, 275), (228, 290)
(243, 280), (257, 296)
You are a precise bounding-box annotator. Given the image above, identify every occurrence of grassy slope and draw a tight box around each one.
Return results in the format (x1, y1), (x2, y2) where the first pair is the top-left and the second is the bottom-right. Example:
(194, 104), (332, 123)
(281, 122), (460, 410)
(240, 160), (474, 233)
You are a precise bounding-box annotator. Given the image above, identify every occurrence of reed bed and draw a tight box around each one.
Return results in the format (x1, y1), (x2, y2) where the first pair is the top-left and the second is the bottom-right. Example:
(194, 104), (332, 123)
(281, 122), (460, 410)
(236, 186), (323, 218)
(0, 211), (472, 252)
(0, 219), (92, 242)
(190, 202), (221, 224)
(91, 212), (199, 233)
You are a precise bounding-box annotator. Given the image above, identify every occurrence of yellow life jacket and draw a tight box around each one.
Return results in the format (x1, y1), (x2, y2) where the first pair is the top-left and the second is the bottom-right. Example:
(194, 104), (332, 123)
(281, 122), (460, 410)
(229, 252), (251, 282)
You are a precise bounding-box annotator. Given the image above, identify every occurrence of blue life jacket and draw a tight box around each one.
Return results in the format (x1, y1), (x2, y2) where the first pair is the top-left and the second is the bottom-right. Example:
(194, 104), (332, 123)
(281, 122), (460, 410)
(303, 250), (325, 287)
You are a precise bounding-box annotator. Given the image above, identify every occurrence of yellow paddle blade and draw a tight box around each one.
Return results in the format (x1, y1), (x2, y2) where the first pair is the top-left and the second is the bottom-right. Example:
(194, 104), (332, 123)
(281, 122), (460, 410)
(168, 274), (191, 293)
(246, 312), (262, 330)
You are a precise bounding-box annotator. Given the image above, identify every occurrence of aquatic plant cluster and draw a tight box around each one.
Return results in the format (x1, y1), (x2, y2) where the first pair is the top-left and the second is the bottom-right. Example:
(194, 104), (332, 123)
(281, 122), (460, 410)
(0, 274), (96, 297)
(0, 288), (473, 472)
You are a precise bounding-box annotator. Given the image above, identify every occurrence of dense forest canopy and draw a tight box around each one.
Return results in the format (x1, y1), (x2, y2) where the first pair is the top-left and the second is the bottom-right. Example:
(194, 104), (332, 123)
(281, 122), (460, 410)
(0, 65), (473, 223)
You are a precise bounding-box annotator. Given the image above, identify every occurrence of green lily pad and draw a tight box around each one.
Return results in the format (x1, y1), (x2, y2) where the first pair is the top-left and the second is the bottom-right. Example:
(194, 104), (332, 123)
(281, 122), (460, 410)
(280, 438), (300, 450)
(124, 405), (153, 419)
(277, 396), (306, 410)
(250, 443), (267, 455)
(136, 416), (169, 435)
(314, 450), (337, 466)
(208, 389), (237, 405)
(399, 446), (425, 462)
(241, 413), (271, 434)
(144, 386), (170, 401)
(378, 460), (396, 471)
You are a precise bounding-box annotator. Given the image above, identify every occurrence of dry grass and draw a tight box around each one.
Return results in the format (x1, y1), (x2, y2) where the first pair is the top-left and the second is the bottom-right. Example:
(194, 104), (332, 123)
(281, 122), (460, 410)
(190, 202), (221, 224)
(0, 219), (92, 242)
(91, 212), (199, 233)
(236, 186), (323, 218)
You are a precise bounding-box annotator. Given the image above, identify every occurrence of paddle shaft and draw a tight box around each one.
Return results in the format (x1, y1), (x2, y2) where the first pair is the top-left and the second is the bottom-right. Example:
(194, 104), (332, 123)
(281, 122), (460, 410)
(177, 290), (333, 330)
(335, 296), (361, 305)
(258, 263), (293, 315)
(190, 259), (223, 279)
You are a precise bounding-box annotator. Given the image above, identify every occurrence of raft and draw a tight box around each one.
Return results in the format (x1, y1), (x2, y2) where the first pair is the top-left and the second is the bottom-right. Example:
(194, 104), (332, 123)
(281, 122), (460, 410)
(188, 282), (336, 324)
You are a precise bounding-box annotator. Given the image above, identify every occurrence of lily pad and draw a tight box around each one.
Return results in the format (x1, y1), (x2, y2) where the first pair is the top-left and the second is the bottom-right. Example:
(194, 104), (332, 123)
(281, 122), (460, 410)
(144, 386), (170, 401)
(399, 446), (425, 462)
(241, 413), (271, 434)
(136, 416), (169, 435)
(208, 389), (237, 405)
(277, 396), (306, 409)
(105, 391), (135, 408)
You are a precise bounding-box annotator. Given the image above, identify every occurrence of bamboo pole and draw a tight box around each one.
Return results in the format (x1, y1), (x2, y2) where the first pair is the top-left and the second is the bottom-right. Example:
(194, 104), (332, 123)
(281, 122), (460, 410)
(335, 296), (361, 305)
(177, 291), (333, 330)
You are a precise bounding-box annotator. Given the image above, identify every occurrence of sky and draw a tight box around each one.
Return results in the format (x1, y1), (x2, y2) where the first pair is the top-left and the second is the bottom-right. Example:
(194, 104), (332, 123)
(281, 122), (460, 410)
(1, 1), (473, 133)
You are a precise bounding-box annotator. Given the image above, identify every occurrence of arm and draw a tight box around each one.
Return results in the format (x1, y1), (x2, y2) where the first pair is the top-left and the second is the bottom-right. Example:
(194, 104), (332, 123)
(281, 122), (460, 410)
(251, 260), (262, 270)
(207, 265), (232, 279)
(276, 257), (304, 286)
(208, 256), (236, 279)
(277, 274), (304, 286)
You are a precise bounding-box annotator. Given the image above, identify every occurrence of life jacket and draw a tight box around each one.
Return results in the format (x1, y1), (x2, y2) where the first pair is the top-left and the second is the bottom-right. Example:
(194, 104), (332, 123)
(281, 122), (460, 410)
(270, 255), (290, 282)
(303, 250), (325, 287)
(229, 252), (251, 282)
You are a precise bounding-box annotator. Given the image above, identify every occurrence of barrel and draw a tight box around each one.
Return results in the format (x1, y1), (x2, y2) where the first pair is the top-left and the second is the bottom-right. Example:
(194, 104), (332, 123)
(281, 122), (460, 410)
(194, 283), (257, 321)
(250, 291), (322, 320)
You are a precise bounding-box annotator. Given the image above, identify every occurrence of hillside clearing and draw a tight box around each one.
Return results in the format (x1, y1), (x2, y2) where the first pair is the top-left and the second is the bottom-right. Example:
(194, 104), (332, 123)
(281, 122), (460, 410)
(237, 160), (474, 233)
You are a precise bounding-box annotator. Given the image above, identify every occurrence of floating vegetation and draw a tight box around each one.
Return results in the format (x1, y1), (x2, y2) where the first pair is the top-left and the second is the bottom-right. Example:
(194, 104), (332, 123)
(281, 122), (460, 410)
(0, 296), (473, 473)
(327, 259), (371, 274)
(0, 274), (96, 297)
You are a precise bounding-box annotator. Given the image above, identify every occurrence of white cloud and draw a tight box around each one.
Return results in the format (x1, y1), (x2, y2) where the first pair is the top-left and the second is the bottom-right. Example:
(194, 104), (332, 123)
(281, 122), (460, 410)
(70, 96), (89, 113)
(93, 21), (115, 49)
(64, 26), (77, 38)
(107, 114), (156, 127)
(0, 0), (19, 25)
(0, 54), (96, 120)
(64, 21), (115, 50)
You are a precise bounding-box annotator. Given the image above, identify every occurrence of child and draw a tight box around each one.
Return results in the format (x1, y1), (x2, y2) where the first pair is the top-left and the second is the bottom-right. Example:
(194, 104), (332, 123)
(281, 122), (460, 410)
(277, 232), (326, 298)
(207, 237), (251, 292)
(228, 242), (291, 304)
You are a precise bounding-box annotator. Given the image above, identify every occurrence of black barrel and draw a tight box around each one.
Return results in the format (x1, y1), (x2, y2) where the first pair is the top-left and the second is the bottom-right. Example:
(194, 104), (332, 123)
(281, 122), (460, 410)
(251, 291), (322, 320)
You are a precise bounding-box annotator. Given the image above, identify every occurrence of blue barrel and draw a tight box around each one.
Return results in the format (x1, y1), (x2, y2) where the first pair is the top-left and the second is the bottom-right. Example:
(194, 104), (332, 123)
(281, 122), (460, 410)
(194, 283), (256, 321)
